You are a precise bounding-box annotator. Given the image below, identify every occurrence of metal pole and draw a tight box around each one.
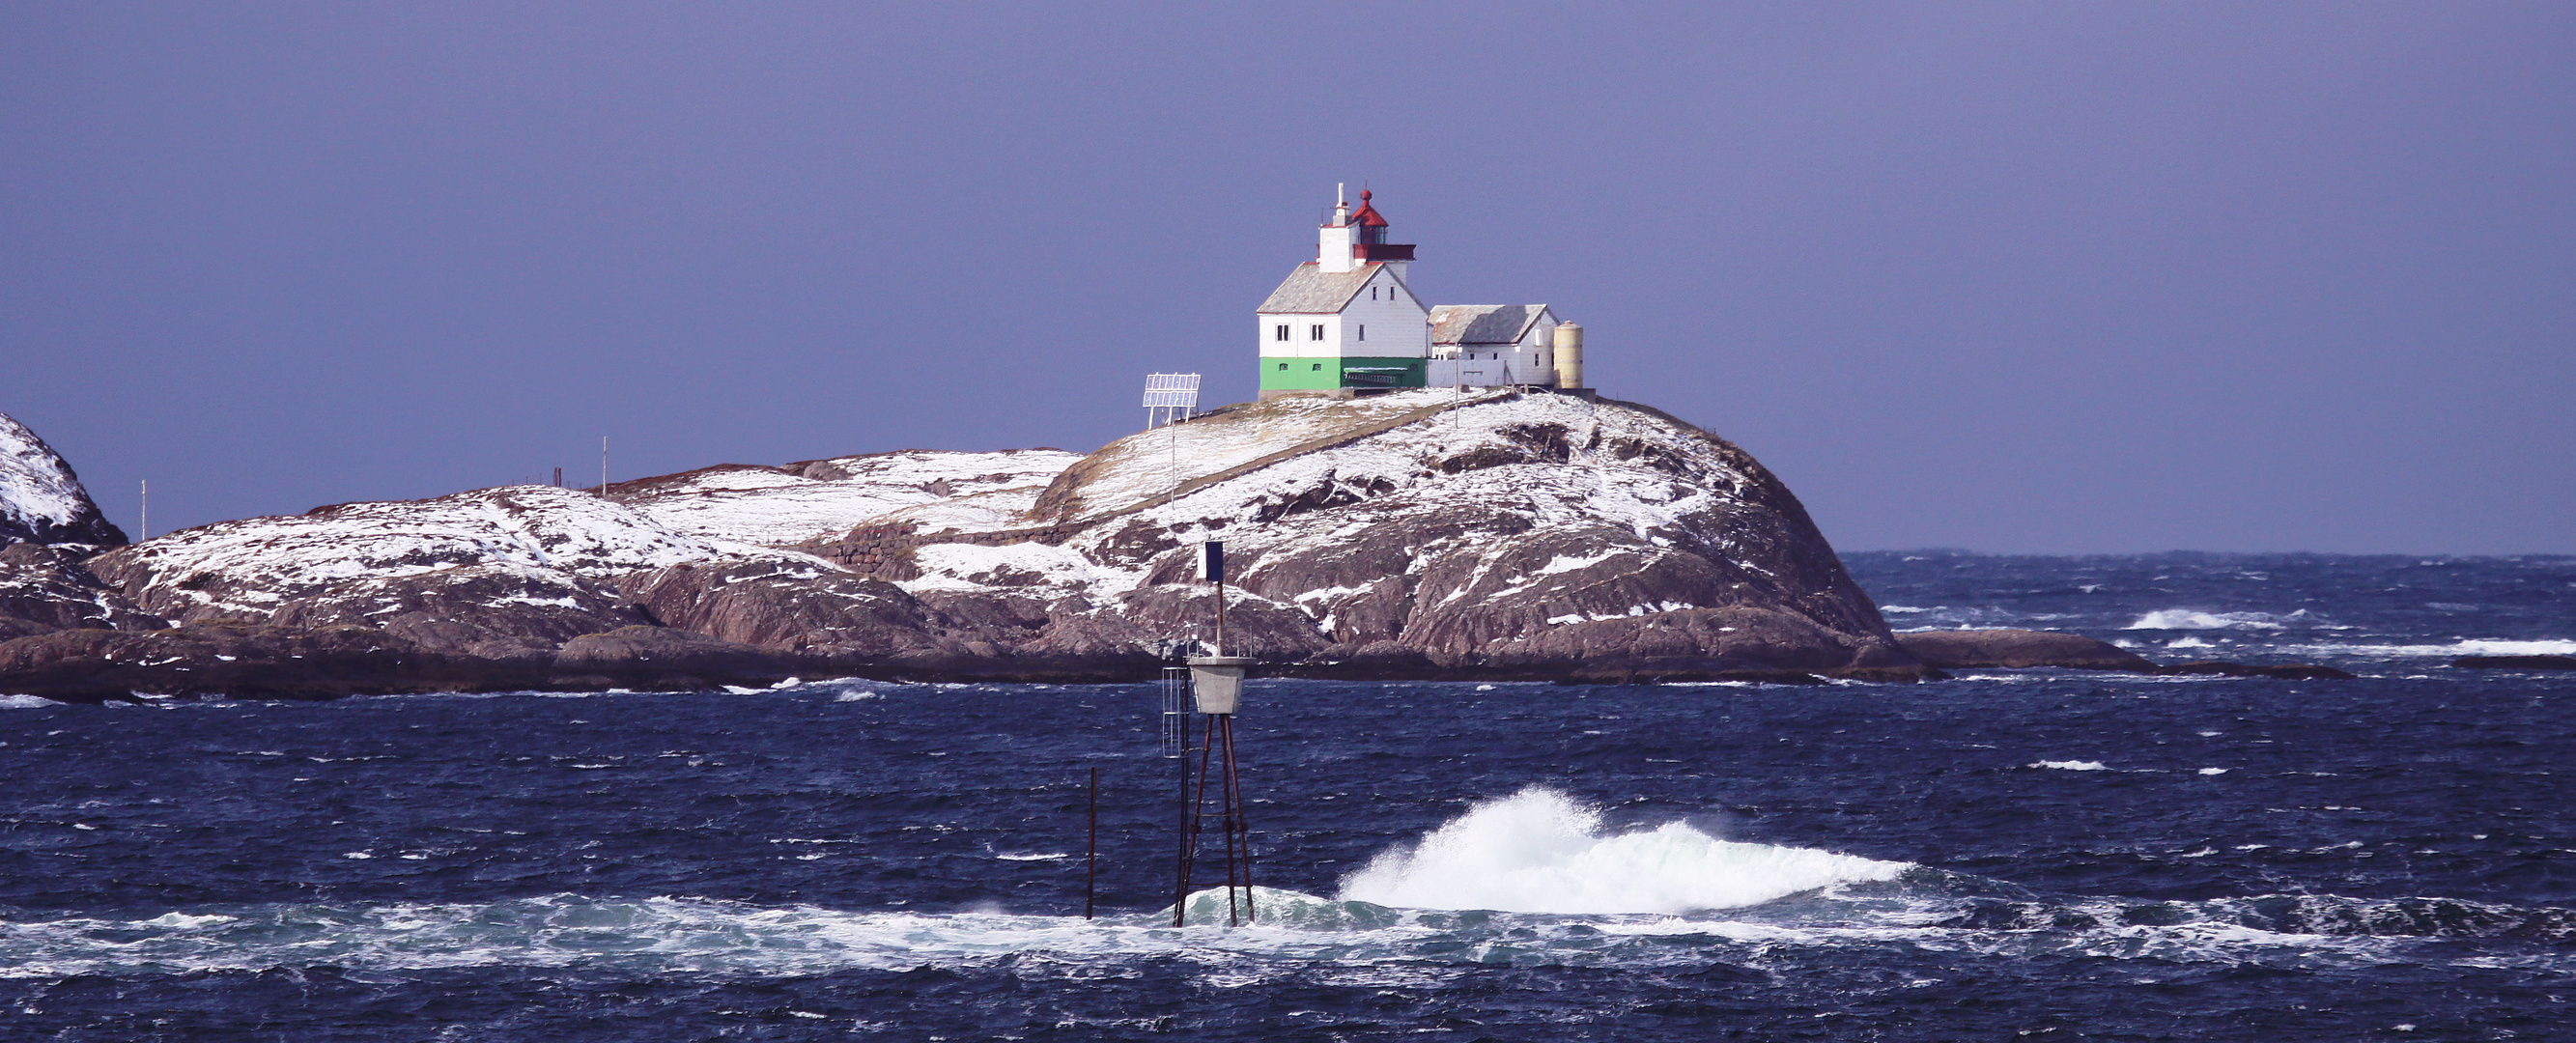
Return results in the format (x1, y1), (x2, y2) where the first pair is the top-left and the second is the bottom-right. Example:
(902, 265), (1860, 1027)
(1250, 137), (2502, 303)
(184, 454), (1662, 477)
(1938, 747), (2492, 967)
(599, 437), (609, 494)
(1172, 711), (1191, 927)
(1219, 715), (1241, 927)
(1085, 766), (1098, 919)
(138, 480), (147, 541)
(1225, 715), (1255, 924)
(1176, 715), (1219, 927)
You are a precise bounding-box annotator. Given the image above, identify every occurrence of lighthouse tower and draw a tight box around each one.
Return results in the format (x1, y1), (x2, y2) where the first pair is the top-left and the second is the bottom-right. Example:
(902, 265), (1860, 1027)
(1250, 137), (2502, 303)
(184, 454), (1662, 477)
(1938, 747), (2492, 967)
(1256, 188), (1432, 400)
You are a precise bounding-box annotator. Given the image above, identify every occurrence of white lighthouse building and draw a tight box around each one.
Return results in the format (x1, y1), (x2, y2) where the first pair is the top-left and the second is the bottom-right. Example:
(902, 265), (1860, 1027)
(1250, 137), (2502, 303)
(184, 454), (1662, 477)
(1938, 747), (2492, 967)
(1257, 188), (1584, 400)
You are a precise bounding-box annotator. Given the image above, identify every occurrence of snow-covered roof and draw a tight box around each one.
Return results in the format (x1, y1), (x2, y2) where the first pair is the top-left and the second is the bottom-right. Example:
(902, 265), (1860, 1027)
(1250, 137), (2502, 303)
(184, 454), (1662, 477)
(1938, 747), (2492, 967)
(1258, 262), (1385, 314)
(1429, 304), (1553, 346)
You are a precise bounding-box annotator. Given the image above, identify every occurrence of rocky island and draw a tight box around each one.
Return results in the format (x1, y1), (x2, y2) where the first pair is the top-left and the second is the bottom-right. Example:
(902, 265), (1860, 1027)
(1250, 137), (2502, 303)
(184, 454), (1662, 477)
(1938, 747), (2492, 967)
(3, 391), (1948, 698)
(0, 392), (2351, 700)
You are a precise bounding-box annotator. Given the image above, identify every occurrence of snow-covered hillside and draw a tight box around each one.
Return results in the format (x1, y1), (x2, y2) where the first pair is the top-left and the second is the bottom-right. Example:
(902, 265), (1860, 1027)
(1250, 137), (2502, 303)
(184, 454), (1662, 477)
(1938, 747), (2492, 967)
(1037, 390), (1504, 521)
(80, 486), (831, 658)
(5, 391), (1917, 691)
(0, 412), (124, 548)
(896, 390), (1900, 671)
(612, 450), (1078, 546)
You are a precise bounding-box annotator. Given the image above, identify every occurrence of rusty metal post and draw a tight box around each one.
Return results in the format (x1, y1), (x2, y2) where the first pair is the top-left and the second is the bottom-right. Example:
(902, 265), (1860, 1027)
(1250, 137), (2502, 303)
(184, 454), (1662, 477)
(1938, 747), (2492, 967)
(1085, 766), (1098, 919)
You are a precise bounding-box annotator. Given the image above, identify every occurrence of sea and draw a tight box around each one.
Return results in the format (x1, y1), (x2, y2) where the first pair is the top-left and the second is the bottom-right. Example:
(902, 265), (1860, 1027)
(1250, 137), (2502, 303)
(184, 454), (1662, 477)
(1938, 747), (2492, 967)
(1, 551), (2570, 1041)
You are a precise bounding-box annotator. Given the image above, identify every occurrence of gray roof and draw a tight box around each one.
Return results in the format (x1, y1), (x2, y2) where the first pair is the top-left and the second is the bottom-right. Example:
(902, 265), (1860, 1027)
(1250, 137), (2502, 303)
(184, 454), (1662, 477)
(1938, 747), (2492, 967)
(1429, 304), (1552, 346)
(1258, 263), (1383, 314)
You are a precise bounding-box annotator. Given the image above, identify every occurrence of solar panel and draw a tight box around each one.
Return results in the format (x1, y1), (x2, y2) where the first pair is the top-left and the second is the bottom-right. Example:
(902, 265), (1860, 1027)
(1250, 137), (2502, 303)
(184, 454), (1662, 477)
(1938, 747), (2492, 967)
(1142, 373), (1202, 409)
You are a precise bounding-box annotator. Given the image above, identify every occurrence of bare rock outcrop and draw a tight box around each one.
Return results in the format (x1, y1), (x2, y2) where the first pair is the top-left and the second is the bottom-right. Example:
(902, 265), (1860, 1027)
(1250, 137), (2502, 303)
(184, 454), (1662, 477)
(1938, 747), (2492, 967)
(615, 559), (941, 656)
(3, 390), (1933, 696)
(0, 544), (165, 640)
(1898, 627), (2354, 679)
(1898, 629), (2158, 670)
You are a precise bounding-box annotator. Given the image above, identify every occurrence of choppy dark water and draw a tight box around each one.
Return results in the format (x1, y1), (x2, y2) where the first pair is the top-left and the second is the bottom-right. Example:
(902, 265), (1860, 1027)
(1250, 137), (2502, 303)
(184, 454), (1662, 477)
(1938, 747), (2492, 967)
(1, 551), (2570, 1040)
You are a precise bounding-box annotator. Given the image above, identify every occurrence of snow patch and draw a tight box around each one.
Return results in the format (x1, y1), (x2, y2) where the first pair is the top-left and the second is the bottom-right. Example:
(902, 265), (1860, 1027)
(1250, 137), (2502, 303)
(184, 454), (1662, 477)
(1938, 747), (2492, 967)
(619, 451), (1077, 547)
(0, 411), (95, 530)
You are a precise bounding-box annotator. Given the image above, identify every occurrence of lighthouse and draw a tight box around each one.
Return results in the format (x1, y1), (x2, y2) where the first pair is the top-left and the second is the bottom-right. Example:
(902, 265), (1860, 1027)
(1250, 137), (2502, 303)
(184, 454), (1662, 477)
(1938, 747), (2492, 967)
(1257, 187), (1585, 400)
(1255, 188), (1431, 400)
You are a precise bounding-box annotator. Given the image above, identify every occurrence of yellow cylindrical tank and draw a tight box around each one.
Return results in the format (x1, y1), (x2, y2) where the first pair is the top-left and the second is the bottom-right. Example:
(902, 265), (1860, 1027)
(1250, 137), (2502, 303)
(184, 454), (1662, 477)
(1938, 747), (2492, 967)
(1551, 322), (1584, 389)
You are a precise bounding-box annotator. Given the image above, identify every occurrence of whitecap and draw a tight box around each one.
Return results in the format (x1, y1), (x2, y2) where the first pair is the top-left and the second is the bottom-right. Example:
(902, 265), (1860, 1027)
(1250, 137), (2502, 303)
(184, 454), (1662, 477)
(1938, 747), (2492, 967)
(2276, 637), (2576, 660)
(1335, 787), (1907, 915)
(0, 694), (62, 709)
(2126, 609), (2287, 631)
(139, 913), (236, 930)
(2031, 760), (2109, 772)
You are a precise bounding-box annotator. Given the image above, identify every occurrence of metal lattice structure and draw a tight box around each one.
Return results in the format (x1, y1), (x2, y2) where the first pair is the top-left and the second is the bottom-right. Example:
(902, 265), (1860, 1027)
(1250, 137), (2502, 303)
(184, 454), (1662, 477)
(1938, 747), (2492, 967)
(1143, 373), (1202, 429)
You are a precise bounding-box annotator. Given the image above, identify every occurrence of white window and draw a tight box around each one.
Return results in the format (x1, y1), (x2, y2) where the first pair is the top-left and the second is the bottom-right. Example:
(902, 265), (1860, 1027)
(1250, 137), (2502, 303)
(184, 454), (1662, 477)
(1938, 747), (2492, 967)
(1310, 324), (1325, 341)
(1274, 324), (1288, 342)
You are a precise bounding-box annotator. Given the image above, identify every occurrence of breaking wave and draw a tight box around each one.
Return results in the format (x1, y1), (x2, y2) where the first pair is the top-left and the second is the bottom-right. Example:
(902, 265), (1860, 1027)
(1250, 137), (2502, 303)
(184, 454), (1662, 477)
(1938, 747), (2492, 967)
(2276, 637), (2576, 661)
(1335, 787), (1909, 915)
(2125, 609), (2292, 631)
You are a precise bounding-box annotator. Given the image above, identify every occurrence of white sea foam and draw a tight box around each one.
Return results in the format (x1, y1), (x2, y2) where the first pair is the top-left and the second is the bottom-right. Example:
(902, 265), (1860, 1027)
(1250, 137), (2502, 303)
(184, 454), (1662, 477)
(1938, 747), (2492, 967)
(139, 913), (236, 930)
(1335, 787), (1908, 915)
(2276, 638), (2576, 661)
(0, 885), (2539, 979)
(0, 694), (61, 709)
(2127, 610), (2287, 631)
(2032, 760), (2110, 771)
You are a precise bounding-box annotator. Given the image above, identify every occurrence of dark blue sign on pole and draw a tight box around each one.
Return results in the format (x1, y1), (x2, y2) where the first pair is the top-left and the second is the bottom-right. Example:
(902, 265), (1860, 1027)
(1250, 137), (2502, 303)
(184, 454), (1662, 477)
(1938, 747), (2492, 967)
(1200, 542), (1224, 585)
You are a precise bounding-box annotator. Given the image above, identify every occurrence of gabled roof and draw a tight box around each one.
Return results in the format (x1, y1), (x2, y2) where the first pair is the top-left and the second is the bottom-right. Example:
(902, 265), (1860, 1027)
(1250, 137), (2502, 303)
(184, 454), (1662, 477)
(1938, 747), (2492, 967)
(1429, 304), (1553, 346)
(1259, 262), (1386, 314)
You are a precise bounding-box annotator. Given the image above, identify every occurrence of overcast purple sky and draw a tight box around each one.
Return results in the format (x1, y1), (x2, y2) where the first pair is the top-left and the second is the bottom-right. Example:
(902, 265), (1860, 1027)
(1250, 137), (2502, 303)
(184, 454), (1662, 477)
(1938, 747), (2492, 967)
(5, 3), (2569, 553)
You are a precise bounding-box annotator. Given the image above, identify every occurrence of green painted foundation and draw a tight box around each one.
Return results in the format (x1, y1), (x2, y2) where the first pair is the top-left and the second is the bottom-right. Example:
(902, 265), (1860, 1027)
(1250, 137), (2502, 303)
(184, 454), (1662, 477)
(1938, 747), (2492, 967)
(1258, 356), (1428, 392)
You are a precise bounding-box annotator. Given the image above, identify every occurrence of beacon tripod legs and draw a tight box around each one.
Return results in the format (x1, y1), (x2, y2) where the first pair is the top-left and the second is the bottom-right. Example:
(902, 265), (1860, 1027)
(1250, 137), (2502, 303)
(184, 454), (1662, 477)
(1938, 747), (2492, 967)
(1173, 713), (1254, 927)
